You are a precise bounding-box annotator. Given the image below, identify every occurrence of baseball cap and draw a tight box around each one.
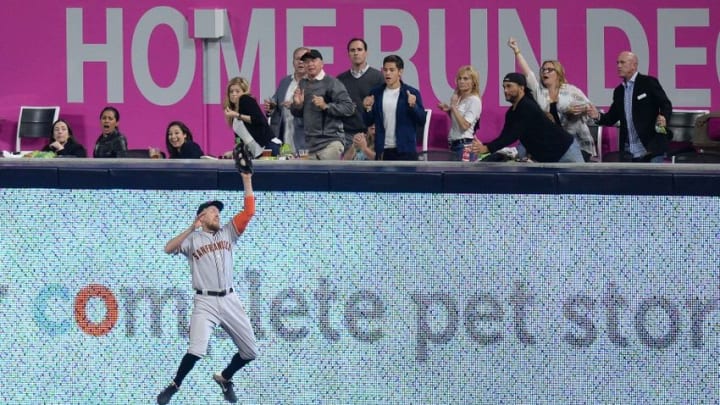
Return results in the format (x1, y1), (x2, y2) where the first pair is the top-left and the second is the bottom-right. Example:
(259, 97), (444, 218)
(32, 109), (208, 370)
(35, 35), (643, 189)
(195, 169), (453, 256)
(196, 200), (224, 215)
(503, 72), (527, 87)
(300, 49), (323, 61)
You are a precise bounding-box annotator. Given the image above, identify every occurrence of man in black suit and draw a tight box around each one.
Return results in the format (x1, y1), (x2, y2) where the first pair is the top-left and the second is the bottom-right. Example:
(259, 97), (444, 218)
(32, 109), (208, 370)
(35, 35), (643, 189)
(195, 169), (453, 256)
(589, 51), (673, 162)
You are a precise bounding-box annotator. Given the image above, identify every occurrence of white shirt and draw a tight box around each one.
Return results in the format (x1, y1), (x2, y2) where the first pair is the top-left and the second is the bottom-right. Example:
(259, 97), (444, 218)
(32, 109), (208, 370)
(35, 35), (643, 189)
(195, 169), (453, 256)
(350, 63), (370, 79)
(382, 87), (401, 148)
(308, 69), (326, 82)
(447, 95), (482, 141)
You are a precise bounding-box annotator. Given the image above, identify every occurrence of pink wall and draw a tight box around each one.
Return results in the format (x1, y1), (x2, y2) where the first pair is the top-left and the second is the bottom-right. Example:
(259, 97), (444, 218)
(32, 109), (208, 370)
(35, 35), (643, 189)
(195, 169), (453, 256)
(1, 0), (718, 156)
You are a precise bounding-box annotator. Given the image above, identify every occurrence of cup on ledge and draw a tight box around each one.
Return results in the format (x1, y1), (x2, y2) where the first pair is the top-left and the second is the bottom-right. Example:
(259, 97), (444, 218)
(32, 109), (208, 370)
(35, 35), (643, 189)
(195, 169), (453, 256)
(261, 149), (273, 160)
(298, 149), (309, 160)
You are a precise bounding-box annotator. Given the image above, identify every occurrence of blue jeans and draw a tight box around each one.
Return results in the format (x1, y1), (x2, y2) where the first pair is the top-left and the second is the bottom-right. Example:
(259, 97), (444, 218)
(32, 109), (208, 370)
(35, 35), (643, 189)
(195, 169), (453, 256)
(558, 139), (585, 163)
(449, 139), (474, 161)
(266, 141), (280, 156)
(649, 154), (665, 163)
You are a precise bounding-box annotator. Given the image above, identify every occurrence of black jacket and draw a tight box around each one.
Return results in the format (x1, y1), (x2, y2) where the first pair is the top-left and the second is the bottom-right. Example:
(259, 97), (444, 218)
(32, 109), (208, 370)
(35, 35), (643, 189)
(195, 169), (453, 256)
(237, 95), (273, 147)
(169, 140), (204, 159)
(597, 73), (673, 155)
(486, 95), (574, 162)
(94, 131), (128, 158)
(42, 139), (87, 157)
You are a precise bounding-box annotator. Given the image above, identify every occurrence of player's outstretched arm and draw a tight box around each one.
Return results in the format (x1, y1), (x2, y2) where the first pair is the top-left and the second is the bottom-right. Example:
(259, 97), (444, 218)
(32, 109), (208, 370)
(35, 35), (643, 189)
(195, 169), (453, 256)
(232, 173), (255, 234)
(241, 172), (253, 197)
(164, 213), (203, 254)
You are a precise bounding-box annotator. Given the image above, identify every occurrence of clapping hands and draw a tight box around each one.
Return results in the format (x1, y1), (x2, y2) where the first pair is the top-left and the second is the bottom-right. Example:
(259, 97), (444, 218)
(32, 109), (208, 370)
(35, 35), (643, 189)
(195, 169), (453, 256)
(438, 93), (460, 112)
(293, 88), (305, 106)
(352, 132), (368, 149)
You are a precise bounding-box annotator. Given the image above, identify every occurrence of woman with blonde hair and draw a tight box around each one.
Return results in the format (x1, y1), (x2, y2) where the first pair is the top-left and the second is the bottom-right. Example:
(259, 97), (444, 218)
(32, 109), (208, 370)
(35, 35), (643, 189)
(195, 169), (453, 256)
(508, 38), (596, 161)
(223, 77), (279, 157)
(438, 65), (482, 160)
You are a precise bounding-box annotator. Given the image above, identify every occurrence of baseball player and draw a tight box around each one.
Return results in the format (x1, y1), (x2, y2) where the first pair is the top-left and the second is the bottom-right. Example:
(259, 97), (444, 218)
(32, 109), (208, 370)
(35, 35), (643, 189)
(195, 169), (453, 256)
(157, 150), (257, 404)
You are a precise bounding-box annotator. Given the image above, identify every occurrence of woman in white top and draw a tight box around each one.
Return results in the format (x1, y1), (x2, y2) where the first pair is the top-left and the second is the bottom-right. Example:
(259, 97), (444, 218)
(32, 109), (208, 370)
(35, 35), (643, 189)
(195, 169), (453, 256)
(438, 65), (483, 160)
(508, 37), (597, 161)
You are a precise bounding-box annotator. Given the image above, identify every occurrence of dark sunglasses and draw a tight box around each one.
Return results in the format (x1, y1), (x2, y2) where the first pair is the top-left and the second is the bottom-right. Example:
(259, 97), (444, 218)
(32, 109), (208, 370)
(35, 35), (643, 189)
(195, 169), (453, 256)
(541, 67), (556, 73)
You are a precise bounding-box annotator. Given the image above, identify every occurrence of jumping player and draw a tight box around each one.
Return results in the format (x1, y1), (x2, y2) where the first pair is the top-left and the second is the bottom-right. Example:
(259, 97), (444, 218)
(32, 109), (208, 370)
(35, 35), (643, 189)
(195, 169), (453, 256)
(157, 171), (257, 404)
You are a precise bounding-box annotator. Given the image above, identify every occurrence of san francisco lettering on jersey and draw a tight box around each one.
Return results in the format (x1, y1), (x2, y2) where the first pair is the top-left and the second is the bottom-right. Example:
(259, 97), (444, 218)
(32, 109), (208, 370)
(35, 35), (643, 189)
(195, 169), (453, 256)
(192, 240), (232, 260)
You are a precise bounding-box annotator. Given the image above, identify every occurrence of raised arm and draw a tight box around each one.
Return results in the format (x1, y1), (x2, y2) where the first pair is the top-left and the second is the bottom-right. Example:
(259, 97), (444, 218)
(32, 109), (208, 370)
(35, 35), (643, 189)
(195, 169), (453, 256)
(290, 87), (305, 117)
(507, 37), (541, 93)
(406, 88), (427, 125)
(164, 214), (203, 254)
(232, 172), (256, 235)
(508, 38), (533, 77)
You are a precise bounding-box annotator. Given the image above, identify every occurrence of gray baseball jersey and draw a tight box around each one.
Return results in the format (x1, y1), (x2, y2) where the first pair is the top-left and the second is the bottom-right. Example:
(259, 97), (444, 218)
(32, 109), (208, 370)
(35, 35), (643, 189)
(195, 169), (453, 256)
(175, 196), (258, 359)
(180, 221), (239, 292)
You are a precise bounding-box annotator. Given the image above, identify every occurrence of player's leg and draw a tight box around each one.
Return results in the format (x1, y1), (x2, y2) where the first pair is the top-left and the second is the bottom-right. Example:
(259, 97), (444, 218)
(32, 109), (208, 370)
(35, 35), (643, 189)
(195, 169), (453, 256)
(212, 294), (258, 403)
(157, 353), (200, 405)
(176, 297), (219, 383)
(219, 294), (258, 379)
(157, 297), (218, 404)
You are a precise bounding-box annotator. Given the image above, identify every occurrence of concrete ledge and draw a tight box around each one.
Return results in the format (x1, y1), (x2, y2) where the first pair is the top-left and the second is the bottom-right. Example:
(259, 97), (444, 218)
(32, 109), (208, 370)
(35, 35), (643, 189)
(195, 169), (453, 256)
(1, 159), (719, 195)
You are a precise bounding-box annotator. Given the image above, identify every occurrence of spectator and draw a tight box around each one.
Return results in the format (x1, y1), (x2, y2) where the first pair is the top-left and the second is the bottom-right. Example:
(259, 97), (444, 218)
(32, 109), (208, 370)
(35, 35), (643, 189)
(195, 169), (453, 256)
(264, 46), (309, 155)
(156, 121), (204, 159)
(337, 38), (384, 154)
(42, 119), (87, 157)
(224, 77), (279, 158)
(290, 49), (356, 160)
(470, 73), (584, 163)
(93, 106), (127, 158)
(343, 124), (376, 161)
(508, 37), (597, 161)
(363, 55), (426, 161)
(438, 65), (482, 160)
(588, 51), (673, 163)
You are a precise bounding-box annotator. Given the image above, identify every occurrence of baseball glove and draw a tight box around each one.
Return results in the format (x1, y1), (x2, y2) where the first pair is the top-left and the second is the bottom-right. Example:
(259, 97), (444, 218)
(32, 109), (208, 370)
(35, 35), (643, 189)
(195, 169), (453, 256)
(233, 141), (253, 174)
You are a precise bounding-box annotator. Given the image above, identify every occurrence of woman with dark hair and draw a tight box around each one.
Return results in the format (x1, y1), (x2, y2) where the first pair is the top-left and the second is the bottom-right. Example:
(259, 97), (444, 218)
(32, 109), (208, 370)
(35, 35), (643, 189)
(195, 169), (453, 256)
(163, 121), (204, 159)
(93, 106), (128, 158)
(42, 119), (87, 157)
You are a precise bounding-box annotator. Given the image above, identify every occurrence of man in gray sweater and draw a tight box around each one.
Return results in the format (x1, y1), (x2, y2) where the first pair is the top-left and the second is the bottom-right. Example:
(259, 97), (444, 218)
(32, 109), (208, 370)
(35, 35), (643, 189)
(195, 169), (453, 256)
(291, 49), (355, 160)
